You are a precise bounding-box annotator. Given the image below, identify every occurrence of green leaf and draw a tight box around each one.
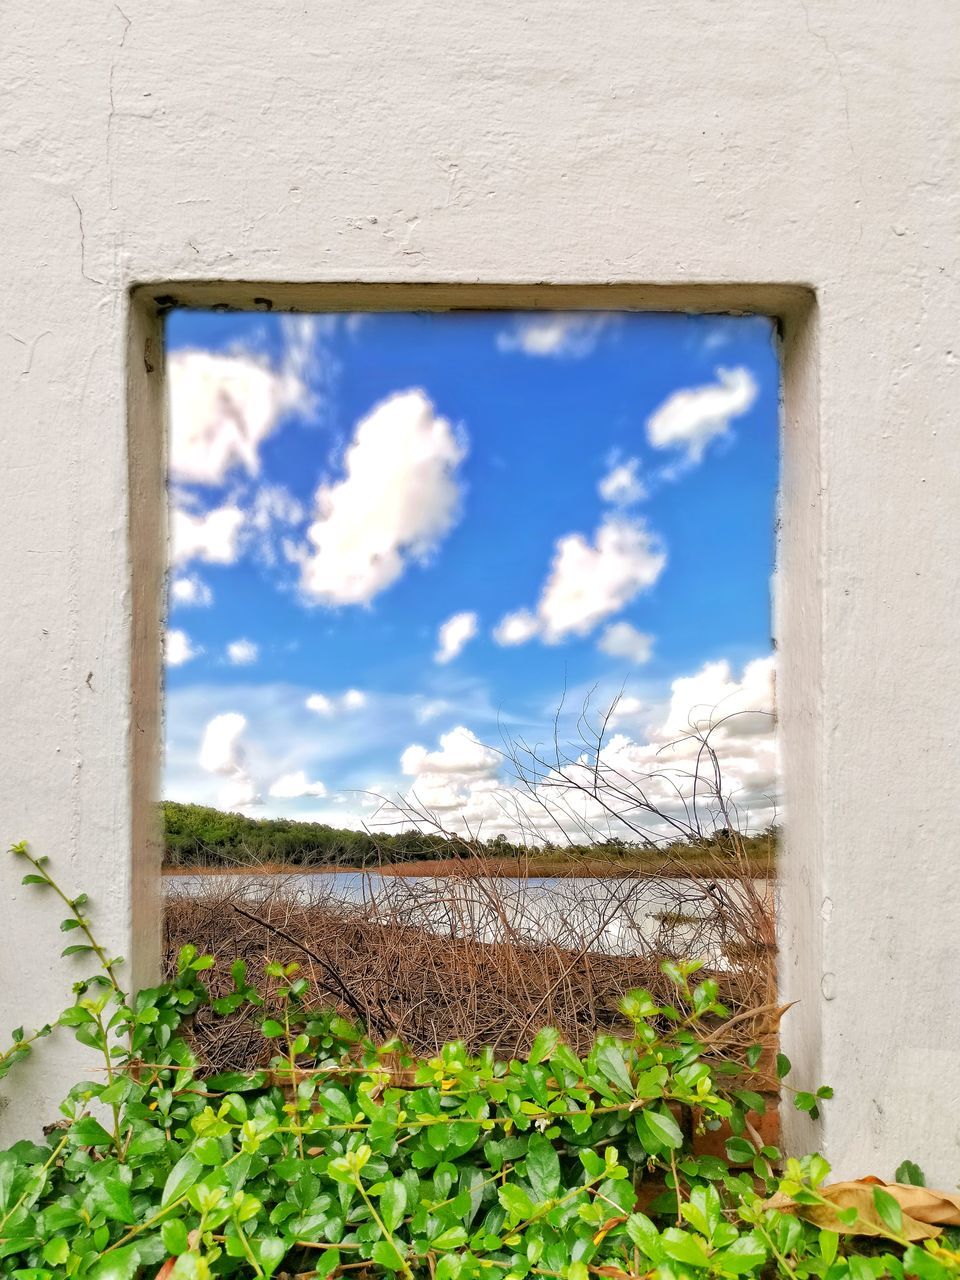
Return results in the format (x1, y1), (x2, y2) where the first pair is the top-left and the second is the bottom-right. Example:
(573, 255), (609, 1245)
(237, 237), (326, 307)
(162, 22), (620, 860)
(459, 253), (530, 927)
(680, 1185), (721, 1241)
(379, 1178), (407, 1232)
(87, 1244), (141, 1280)
(776, 1053), (791, 1079)
(98, 1176), (135, 1223)
(595, 1043), (633, 1094)
(71, 1116), (114, 1148)
(528, 1027), (560, 1065)
(161, 1219), (190, 1255)
(498, 1183), (535, 1220)
(725, 1136), (755, 1164)
(431, 1225), (468, 1250)
(261, 1018), (285, 1039)
(848, 1256), (876, 1280)
(895, 1160), (925, 1187)
(733, 1089), (766, 1114)
(818, 1229), (839, 1266)
(319, 1086), (354, 1123)
(525, 1133), (561, 1202)
(162, 1153), (202, 1208)
(872, 1186), (904, 1234)
(902, 1244), (953, 1280)
(626, 1211), (663, 1261)
(638, 1106), (683, 1151)
(744, 1045), (762, 1069)
(61, 943), (94, 957)
(372, 1239), (407, 1271)
(661, 1227), (711, 1268)
(254, 1236), (287, 1277)
(0, 1151), (16, 1211)
(42, 1237), (70, 1266)
(713, 1233), (768, 1275)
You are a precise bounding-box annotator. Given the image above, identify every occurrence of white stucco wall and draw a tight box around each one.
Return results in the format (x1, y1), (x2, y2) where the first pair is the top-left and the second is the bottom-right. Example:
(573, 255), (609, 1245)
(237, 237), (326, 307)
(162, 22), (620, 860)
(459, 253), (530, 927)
(1, 2), (957, 1178)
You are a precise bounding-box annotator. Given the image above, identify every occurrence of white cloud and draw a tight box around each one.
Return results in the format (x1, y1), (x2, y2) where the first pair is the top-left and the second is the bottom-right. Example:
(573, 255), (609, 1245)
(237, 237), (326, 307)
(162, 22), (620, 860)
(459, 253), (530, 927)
(170, 574), (213, 608)
(306, 689), (367, 716)
(492, 609), (541, 648)
(647, 366), (758, 464)
(598, 457), (646, 506)
(597, 621), (653, 664)
(172, 503), (245, 566)
(435, 611), (479, 665)
(497, 517), (666, 646)
(165, 628), (199, 666)
(227, 639), (258, 666)
(219, 777), (262, 810)
(400, 726), (502, 815)
(305, 693), (335, 716)
(607, 694), (647, 724)
(381, 656), (776, 842)
(198, 712), (248, 775)
(269, 769), (327, 799)
(198, 711), (261, 811)
(167, 324), (315, 485)
(658, 655), (775, 743)
(299, 389), (467, 606)
(496, 313), (616, 359)
(401, 726), (500, 779)
(249, 484), (305, 533)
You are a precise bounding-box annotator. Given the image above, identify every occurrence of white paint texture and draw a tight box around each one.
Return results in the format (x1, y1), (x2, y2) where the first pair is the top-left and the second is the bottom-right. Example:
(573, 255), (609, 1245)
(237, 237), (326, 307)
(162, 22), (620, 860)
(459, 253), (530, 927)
(0, 1), (957, 1178)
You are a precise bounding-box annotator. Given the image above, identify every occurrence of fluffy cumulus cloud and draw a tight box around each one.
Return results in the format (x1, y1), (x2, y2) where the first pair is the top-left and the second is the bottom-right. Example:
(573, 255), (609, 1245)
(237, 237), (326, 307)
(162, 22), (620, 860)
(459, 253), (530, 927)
(496, 517), (666, 646)
(598, 457), (646, 507)
(305, 690), (368, 716)
(657, 655), (775, 743)
(170, 574), (213, 608)
(198, 712), (261, 810)
(597, 621), (653, 664)
(492, 609), (541, 648)
(299, 390), (467, 606)
(647, 366), (758, 464)
(400, 726), (502, 815)
(172, 503), (245, 567)
(387, 656), (776, 841)
(167, 318), (320, 486)
(226, 639), (258, 666)
(268, 770), (327, 800)
(435, 611), (479, 665)
(165, 628), (199, 667)
(496, 313), (616, 359)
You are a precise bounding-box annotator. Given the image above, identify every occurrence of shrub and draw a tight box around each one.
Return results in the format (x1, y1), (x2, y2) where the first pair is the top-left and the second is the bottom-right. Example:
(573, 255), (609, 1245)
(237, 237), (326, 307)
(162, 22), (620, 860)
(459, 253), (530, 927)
(1, 843), (957, 1279)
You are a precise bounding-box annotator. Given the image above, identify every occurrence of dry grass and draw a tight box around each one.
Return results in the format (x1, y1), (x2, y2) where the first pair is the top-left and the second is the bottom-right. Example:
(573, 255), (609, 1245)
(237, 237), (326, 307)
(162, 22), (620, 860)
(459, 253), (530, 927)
(163, 857), (778, 1079)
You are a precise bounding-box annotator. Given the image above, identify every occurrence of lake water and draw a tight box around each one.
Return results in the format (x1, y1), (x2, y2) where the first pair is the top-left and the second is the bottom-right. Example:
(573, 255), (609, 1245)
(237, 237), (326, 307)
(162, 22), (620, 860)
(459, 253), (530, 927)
(166, 871), (772, 966)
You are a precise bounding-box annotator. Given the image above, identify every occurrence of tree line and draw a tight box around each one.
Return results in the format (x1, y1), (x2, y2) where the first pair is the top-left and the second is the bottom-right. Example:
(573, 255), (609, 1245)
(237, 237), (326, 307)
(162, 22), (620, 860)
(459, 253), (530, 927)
(161, 801), (775, 872)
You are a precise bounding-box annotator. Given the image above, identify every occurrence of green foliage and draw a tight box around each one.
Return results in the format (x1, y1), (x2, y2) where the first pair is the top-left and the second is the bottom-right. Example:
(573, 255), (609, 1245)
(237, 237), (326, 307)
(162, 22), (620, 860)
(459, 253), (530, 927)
(161, 800), (778, 873)
(1, 842), (956, 1280)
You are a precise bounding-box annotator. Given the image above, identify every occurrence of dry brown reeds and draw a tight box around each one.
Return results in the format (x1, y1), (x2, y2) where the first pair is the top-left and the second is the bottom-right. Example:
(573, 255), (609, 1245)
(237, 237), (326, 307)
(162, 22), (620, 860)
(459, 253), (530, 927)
(163, 701), (780, 1081)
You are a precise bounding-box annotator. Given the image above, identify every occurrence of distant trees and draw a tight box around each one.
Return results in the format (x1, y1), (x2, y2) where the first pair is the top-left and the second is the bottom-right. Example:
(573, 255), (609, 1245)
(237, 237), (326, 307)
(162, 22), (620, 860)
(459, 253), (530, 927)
(161, 800), (775, 873)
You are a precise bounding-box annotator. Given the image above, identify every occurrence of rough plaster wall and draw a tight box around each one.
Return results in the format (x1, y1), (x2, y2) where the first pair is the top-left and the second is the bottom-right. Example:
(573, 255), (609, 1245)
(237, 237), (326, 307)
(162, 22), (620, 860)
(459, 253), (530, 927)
(1, 1), (958, 1177)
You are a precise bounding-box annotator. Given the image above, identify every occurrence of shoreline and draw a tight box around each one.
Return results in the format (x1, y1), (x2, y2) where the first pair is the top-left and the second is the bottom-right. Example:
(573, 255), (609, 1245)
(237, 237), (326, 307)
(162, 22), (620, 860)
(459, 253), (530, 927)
(163, 854), (774, 881)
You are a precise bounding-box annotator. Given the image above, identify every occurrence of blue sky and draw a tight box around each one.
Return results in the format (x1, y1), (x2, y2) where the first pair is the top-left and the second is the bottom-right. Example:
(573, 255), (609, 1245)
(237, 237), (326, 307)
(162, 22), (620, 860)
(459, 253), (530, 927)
(164, 310), (780, 839)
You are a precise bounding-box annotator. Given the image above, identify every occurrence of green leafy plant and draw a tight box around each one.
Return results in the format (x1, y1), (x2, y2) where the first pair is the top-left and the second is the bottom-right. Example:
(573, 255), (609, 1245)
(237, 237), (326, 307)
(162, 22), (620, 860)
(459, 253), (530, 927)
(1, 842), (957, 1279)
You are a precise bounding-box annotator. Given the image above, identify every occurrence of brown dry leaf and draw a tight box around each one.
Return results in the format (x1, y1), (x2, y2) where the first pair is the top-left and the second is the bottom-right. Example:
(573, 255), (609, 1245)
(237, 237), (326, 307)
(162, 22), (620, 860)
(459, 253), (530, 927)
(765, 1179), (960, 1240)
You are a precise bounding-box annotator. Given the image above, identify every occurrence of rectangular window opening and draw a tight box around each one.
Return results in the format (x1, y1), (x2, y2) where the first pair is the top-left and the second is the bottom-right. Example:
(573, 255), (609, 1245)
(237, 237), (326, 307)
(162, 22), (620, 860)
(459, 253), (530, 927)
(155, 301), (785, 1069)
